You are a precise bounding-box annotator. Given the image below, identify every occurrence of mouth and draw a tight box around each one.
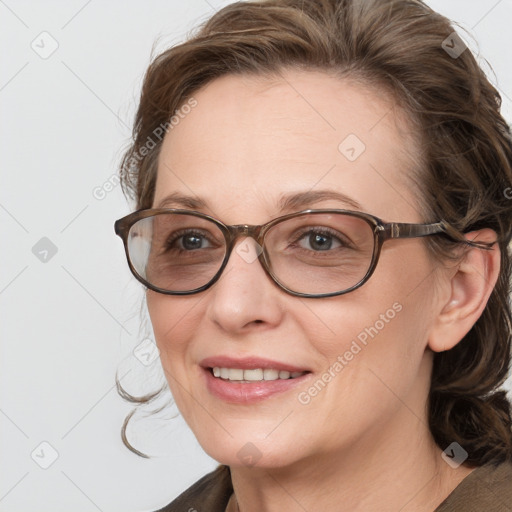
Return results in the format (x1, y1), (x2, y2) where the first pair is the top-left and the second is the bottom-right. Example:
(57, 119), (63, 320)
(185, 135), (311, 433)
(209, 367), (309, 382)
(199, 356), (313, 403)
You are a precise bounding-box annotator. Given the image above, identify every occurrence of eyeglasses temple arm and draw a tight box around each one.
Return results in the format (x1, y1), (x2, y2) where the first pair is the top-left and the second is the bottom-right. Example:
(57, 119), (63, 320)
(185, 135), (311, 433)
(383, 221), (496, 250)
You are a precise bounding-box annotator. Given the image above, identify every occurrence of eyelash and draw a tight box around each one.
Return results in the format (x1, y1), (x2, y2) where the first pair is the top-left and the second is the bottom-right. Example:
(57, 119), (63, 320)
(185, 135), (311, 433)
(165, 229), (217, 252)
(289, 227), (353, 251)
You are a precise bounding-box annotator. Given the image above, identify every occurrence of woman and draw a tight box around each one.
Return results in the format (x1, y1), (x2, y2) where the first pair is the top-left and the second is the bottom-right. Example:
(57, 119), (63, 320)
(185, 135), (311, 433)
(114, 0), (512, 510)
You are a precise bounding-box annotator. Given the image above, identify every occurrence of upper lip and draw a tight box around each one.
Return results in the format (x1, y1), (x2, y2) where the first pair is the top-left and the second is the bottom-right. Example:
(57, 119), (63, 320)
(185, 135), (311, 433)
(200, 355), (311, 373)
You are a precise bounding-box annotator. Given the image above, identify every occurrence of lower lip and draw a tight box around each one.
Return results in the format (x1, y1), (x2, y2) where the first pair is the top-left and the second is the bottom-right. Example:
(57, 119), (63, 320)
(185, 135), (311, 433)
(202, 367), (311, 404)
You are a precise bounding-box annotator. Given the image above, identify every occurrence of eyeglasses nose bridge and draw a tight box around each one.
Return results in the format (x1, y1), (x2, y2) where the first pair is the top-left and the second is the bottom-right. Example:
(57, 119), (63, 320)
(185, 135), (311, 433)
(226, 223), (265, 246)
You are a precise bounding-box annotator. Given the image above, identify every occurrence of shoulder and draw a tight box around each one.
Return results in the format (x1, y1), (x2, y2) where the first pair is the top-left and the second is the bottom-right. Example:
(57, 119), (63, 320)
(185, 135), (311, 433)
(153, 464), (233, 512)
(435, 460), (512, 512)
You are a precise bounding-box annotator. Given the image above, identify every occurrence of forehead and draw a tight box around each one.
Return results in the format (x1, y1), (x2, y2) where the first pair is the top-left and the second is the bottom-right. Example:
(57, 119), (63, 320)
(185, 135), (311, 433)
(154, 69), (422, 223)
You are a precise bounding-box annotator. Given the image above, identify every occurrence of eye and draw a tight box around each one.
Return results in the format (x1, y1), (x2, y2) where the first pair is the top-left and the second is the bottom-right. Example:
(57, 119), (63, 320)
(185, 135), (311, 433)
(165, 229), (215, 252)
(291, 227), (352, 252)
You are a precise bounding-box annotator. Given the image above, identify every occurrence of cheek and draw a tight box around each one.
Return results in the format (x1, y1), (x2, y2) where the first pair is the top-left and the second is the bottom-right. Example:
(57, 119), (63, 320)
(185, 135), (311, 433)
(303, 295), (412, 374)
(145, 292), (198, 374)
(147, 291), (196, 339)
(146, 292), (208, 420)
(292, 297), (429, 443)
(299, 248), (436, 400)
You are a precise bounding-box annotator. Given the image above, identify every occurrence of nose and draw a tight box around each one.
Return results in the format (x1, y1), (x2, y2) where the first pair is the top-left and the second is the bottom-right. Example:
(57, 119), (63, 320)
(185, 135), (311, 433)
(205, 236), (284, 332)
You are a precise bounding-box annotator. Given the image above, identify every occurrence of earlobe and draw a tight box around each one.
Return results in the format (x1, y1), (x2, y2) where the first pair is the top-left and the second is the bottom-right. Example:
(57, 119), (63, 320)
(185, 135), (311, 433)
(427, 228), (500, 353)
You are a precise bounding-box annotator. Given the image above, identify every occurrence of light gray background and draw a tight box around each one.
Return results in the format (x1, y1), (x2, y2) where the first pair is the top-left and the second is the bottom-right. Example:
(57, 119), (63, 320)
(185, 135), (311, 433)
(1, 1), (511, 511)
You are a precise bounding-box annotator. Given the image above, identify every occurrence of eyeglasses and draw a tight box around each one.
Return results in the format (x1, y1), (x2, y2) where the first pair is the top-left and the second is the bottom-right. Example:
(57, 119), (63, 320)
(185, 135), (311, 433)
(114, 208), (481, 298)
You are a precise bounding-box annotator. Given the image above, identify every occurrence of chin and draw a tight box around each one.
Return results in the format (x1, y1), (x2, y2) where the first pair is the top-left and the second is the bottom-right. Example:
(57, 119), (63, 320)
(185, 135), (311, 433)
(193, 427), (304, 470)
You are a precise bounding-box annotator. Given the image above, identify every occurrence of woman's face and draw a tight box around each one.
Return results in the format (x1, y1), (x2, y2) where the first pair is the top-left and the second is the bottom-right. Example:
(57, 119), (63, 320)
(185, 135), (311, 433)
(147, 69), (442, 468)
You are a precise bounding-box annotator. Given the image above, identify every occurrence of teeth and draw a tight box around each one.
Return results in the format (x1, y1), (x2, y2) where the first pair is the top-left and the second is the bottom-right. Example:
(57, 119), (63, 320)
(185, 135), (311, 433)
(263, 369), (279, 380)
(244, 369), (263, 381)
(227, 368), (244, 380)
(211, 367), (306, 382)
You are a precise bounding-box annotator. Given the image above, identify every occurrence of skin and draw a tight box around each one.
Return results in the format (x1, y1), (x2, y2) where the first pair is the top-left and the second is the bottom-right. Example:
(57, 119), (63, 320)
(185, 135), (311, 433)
(146, 69), (500, 511)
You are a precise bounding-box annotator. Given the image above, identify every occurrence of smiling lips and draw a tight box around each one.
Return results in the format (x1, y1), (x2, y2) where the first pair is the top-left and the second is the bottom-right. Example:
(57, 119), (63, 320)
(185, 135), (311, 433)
(212, 367), (306, 381)
(200, 356), (312, 403)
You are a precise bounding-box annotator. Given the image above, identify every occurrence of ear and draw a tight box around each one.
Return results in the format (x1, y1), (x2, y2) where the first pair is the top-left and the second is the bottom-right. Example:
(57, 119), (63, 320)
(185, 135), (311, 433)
(428, 228), (500, 353)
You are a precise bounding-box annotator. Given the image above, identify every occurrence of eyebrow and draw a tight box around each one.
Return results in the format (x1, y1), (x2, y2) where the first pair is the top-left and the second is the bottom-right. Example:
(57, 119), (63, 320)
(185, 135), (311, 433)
(155, 189), (363, 213)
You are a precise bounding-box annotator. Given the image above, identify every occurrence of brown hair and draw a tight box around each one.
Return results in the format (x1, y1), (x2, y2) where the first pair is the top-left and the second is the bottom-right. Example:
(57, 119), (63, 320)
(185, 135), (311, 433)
(116, 0), (512, 465)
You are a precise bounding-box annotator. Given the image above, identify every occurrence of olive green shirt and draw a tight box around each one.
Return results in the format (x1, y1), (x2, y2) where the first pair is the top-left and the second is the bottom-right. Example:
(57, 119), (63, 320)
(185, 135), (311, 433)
(155, 461), (512, 511)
